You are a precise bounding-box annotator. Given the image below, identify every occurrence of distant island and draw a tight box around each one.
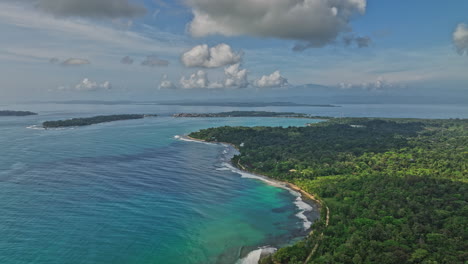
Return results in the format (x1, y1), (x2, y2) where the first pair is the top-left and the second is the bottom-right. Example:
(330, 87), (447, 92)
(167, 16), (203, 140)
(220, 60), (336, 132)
(43, 114), (156, 128)
(173, 111), (323, 118)
(0, 110), (37, 116)
(189, 118), (467, 264)
(160, 101), (338, 107)
(31, 100), (339, 108)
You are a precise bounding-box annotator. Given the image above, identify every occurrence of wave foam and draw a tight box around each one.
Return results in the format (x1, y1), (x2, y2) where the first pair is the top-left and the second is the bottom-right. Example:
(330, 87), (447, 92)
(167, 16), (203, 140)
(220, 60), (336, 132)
(174, 135), (215, 145)
(26, 125), (45, 130)
(221, 161), (313, 230)
(237, 247), (277, 264)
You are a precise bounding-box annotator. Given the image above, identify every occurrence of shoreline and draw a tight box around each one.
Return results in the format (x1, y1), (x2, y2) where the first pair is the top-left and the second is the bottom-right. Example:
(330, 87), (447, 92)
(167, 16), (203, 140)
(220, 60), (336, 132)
(181, 135), (326, 262)
(184, 134), (323, 212)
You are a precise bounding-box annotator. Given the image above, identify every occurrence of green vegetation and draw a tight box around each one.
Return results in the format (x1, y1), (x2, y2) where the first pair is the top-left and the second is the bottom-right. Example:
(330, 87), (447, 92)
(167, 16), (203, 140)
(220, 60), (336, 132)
(173, 111), (318, 118)
(43, 114), (155, 128)
(190, 118), (468, 264)
(0, 110), (37, 116)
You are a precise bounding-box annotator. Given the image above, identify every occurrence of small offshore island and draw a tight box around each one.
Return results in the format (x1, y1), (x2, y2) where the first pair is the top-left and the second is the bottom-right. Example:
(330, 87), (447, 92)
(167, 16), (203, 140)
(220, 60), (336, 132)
(173, 111), (318, 118)
(189, 117), (467, 264)
(0, 110), (37, 116)
(42, 114), (156, 128)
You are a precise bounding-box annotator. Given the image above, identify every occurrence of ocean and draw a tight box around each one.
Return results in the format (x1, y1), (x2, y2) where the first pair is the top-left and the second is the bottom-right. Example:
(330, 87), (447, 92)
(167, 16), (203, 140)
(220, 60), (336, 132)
(0, 103), (466, 264)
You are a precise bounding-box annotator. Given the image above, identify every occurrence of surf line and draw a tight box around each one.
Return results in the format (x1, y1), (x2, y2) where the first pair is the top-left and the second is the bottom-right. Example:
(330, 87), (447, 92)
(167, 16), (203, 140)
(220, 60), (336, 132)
(175, 135), (323, 263)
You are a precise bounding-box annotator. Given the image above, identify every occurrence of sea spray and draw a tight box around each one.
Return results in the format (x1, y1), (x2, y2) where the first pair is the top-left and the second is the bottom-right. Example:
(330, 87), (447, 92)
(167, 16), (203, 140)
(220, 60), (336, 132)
(237, 247), (277, 264)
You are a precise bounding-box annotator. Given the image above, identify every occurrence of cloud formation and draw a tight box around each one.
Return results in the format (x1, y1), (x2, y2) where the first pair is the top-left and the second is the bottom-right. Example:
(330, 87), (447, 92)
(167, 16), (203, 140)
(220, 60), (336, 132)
(453, 23), (468, 55)
(120, 56), (134, 65)
(338, 77), (398, 91)
(55, 78), (111, 92)
(187, 0), (366, 49)
(61, 58), (90, 66)
(181, 43), (242, 68)
(141, 55), (169, 67)
(159, 74), (177, 89)
(223, 63), (248, 88)
(75, 78), (112, 91)
(180, 70), (210, 89)
(18, 0), (146, 18)
(254, 71), (288, 88)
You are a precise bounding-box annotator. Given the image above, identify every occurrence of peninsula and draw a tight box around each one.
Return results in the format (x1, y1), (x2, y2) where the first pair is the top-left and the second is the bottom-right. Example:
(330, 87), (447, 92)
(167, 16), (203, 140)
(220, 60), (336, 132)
(0, 110), (37, 116)
(189, 118), (467, 264)
(42, 114), (156, 128)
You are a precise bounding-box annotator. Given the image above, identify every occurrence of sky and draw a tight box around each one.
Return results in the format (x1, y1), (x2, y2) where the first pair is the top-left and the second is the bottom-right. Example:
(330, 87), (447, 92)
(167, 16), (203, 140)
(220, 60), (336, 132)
(0, 0), (467, 103)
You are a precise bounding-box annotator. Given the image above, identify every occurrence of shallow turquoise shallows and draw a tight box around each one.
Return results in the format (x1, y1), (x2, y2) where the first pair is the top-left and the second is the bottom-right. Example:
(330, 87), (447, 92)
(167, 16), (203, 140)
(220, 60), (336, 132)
(0, 109), (318, 264)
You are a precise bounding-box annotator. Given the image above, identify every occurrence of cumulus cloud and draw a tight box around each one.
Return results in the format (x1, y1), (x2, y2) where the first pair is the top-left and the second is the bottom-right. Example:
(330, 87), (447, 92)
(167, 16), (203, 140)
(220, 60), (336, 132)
(223, 63), (248, 88)
(187, 0), (367, 49)
(141, 55), (169, 67)
(15, 0), (146, 18)
(254, 71), (288, 88)
(178, 70), (224, 89)
(120, 56), (134, 65)
(54, 78), (111, 92)
(61, 58), (90, 66)
(75, 78), (112, 91)
(159, 74), (177, 89)
(181, 43), (242, 68)
(453, 23), (468, 55)
(338, 77), (398, 91)
(180, 70), (210, 89)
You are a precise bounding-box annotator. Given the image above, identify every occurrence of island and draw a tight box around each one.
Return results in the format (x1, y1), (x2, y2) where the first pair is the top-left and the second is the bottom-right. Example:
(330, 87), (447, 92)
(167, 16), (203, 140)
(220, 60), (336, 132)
(173, 111), (320, 118)
(42, 114), (156, 128)
(160, 101), (338, 107)
(0, 110), (38, 116)
(189, 118), (467, 264)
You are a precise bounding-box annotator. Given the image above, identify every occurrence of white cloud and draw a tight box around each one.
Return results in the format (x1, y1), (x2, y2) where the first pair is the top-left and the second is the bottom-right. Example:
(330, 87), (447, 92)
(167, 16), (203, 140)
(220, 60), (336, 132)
(223, 63), (248, 88)
(181, 43), (242, 68)
(74, 78), (112, 91)
(0, 2), (186, 62)
(61, 58), (90, 66)
(180, 70), (210, 89)
(338, 77), (400, 91)
(12, 0), (146, 18)
(254, 71), (288, 88)
(141, 55), (169, 67)
(187, 0), (366, 49)
(453, 23), (468, 55)
(179, 70), (225, 89)
(158, 74), (177, 89)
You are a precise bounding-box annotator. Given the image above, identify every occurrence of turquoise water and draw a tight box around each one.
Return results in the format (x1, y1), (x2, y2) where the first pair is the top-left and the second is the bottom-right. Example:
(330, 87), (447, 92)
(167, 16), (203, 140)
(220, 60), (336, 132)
(0, 109), (318, 264)
(1, 103), (466, 264)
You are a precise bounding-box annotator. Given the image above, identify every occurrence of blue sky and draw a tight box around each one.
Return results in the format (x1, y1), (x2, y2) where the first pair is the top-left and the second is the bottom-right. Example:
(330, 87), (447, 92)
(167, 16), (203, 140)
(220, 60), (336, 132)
(0, 0), (467, 102)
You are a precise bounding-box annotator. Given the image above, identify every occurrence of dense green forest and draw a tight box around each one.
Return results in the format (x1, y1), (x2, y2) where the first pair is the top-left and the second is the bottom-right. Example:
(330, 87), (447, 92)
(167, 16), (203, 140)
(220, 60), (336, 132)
(43, 114), (154, 128)
(0, 110), (37, 116)
(190, 118), (467, 264)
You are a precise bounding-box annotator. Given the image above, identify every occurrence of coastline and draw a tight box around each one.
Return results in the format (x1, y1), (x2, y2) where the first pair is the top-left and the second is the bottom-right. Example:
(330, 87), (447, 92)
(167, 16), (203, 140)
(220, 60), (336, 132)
(184, 134), (323, 212)
(180, 135), (326, 263)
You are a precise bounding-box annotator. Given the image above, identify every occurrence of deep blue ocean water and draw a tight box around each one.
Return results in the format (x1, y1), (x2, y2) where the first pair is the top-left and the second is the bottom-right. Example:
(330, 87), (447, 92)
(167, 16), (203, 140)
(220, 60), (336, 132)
(0, 103), (466, 264)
